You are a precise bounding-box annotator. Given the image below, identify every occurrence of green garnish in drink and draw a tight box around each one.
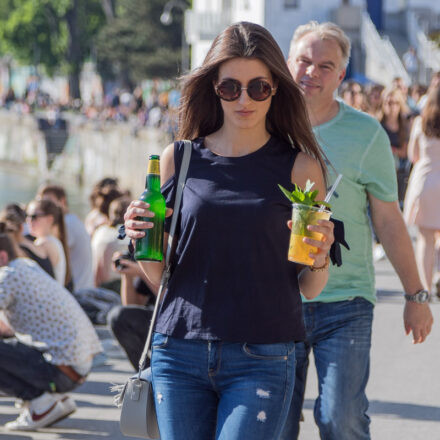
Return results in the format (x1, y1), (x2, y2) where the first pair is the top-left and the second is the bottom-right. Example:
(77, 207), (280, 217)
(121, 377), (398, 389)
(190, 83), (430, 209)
(279, 180), (332, 263)
(278, 180), (331, 209)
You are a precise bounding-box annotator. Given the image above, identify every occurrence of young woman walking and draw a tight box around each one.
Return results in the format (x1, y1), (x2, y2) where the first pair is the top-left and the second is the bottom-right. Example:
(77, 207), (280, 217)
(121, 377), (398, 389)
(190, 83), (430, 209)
(124, 22), (334, 440)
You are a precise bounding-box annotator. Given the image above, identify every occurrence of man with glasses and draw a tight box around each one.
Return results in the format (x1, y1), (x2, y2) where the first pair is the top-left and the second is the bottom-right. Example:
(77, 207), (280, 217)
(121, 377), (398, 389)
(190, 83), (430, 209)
(281, 21), (433, 440)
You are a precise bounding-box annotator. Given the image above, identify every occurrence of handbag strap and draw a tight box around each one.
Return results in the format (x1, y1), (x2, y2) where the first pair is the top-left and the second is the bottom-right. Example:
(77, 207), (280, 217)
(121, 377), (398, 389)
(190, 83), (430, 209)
(137, 140), (192, 375)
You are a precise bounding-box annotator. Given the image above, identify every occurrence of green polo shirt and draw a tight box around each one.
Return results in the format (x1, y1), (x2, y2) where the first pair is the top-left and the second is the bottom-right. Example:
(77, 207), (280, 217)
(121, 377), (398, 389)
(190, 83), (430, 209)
(305, 100), (398, 304)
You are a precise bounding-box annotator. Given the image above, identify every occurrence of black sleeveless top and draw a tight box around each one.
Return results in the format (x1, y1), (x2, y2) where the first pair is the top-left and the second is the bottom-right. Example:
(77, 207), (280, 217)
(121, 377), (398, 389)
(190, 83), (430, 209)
(20, 245), (55, 278)
(155, 137), (305, 343)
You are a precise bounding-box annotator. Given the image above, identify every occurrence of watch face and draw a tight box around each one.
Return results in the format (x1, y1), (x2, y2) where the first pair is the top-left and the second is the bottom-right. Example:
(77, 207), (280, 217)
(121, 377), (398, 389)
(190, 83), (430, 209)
(418, 291), (429, 302)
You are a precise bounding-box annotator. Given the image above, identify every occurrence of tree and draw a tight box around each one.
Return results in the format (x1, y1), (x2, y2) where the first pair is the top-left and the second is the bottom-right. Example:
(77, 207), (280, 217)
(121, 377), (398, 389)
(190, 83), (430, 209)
(95, 0), (187, 89)
(0, 0), (106, 100)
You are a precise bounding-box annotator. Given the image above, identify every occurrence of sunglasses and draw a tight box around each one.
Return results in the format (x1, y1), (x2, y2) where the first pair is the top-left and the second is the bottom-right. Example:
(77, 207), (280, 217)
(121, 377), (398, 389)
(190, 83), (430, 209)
(215, 78), (276, 102)
(27, 213), (46, 221)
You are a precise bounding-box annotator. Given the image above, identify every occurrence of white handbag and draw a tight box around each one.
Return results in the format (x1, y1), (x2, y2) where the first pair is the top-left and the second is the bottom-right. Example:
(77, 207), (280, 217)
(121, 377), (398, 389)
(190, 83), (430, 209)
(114, 140), (192, 439)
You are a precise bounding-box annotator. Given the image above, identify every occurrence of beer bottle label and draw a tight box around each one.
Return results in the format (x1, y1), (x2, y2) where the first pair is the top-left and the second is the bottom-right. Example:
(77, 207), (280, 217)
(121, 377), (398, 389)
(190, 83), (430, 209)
(147, 159), (160, 175)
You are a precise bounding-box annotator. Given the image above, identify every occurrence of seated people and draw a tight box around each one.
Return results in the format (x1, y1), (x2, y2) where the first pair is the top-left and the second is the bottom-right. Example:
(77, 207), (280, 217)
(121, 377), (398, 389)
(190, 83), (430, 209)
(0, 204), (54, 277)
(37, 184), (94, 290)
(85, 178), (121, 237)
(26, 199), (70, 287)
(0, 225), (102, 431)
(91, 197), (130, 291)
(107, 251), (156, 370)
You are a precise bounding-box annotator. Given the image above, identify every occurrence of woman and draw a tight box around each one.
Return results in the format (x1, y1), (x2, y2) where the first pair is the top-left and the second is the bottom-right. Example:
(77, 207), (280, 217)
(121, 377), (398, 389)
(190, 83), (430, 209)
(91, 196), (131, 290)
(124, 22), (334, 440)
(26, 198), (71, 287)
(84, 178), (121, 236)
(365, 83), (384, 118)
(0, 204), (54, 277)
(379, 87), (411, 206)
(340, 80), (368, 112)
(404, 85), (440, 295)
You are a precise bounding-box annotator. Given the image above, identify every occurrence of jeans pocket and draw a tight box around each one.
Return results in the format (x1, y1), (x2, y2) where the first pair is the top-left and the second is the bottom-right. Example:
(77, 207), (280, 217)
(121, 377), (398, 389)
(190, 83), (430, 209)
(242, 342), (295, 360)
(152, 332), (169, 349)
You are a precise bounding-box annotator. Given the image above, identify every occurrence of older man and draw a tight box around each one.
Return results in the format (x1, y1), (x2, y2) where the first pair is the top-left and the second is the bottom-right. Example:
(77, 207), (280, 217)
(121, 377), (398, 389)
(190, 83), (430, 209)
(281, 21), (433, 440)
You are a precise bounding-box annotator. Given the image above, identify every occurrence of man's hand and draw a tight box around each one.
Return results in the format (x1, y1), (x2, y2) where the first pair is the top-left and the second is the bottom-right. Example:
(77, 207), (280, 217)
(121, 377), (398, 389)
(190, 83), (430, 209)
(403, 302), (433, 344)
(0, 319), (14, 338)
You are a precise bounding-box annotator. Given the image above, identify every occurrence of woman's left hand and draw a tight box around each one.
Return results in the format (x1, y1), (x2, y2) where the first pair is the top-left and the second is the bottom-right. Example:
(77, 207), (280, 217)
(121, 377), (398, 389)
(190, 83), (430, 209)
(304, 219), (335, 268)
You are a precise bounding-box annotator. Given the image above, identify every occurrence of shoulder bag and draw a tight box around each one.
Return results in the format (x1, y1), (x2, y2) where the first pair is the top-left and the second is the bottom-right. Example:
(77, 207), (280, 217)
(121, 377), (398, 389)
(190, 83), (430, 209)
(115, 140), (192, 439)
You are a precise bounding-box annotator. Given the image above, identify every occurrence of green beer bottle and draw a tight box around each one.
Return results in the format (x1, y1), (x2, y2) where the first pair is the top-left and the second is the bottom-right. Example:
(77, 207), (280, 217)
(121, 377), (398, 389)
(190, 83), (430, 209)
(134, 155), (166, 262)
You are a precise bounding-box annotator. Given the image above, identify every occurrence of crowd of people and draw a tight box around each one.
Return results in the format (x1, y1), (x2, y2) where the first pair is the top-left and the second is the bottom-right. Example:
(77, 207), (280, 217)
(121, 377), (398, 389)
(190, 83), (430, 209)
(338, 72), (440, 300)
(0, 17), (438, 440)
(0, 177), (158, 429)
(1, 79), (180, 138)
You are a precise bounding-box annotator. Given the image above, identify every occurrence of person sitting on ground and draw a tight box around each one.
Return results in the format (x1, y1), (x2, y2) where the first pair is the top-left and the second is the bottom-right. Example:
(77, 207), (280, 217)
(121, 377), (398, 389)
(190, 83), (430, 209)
(0, 204), (54, 277)
(107, 251), (156, 369)
(26, 199), (71, 288)
(84, 178), (120, 236)
(92, 197), (131, 291)
(0, 224), (102, 431)
(37, 184), (94, 290)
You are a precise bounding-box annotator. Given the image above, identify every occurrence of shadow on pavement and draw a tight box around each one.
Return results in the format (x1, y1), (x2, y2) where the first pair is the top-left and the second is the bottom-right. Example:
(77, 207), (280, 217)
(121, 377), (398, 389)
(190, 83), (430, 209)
(0, 434), (32, 439)
(75, 380), (117, 396)
(376, 289), (404, 303)
(369, 400), (440, 421)
(303, 398), (440, 421)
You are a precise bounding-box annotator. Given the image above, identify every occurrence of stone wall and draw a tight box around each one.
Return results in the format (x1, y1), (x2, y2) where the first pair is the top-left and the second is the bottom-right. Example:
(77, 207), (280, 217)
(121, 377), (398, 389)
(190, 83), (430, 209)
(0, 110), (171, 196)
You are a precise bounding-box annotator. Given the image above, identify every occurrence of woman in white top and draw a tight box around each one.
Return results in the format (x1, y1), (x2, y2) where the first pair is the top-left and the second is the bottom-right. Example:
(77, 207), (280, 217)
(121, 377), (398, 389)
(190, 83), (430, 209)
(26, 199), (70, 287)
(404, 85), (440, 293)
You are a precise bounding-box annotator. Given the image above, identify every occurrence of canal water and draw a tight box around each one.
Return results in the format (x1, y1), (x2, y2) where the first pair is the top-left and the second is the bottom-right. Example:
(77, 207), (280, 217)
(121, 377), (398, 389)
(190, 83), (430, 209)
(0, 161), (90, 219)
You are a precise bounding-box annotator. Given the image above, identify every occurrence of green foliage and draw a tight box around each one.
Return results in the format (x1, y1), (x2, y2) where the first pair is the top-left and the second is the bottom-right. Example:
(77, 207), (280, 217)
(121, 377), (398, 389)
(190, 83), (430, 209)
(95, 0), (187, 85)
(278, 180), (331, 209)
(0, 0), (105, 91)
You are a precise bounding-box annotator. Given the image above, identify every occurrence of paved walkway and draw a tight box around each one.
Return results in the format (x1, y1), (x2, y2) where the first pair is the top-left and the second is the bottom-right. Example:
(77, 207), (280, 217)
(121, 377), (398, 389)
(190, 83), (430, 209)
(299, 256), (440, 439)
(0, 256), (439, 439)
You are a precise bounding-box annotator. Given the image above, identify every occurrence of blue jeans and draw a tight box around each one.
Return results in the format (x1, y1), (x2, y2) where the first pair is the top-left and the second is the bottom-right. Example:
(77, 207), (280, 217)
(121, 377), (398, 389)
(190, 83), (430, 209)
(151, 333), (296, 440)
(280, 298), (373, 440)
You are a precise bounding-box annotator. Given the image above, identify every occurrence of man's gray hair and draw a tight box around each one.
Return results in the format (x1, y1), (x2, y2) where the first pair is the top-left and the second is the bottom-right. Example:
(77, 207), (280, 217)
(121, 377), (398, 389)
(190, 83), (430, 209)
(289, 21), (351, 69)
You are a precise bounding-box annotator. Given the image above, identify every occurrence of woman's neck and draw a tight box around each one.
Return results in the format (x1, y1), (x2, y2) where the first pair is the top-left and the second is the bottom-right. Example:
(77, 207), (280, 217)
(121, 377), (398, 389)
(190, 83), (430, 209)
(384, 114), (399, 130)
(206, 125), (271, 157)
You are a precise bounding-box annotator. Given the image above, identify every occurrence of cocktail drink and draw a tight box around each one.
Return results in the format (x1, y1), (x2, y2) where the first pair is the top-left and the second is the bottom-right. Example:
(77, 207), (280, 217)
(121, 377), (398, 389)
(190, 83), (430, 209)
(288, 203), (331, 265)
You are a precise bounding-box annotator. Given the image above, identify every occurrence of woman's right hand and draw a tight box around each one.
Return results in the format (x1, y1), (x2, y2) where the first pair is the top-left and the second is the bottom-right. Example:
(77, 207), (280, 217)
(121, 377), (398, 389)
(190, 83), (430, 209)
(123, 200), (173, 239)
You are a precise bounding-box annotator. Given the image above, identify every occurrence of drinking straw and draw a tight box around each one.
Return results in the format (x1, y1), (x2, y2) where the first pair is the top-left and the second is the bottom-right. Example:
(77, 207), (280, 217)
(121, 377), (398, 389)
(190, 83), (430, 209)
(319, 173), (342, 211)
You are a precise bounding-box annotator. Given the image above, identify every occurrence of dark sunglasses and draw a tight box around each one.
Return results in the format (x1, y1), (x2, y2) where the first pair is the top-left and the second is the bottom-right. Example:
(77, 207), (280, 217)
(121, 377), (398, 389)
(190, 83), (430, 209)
(27, 213), (46, 221)
(215, 78), (276, 102)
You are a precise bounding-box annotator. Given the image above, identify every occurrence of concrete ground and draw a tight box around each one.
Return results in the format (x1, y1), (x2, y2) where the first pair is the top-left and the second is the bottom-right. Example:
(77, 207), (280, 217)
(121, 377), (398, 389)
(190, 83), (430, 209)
(0, 256), (439, 439)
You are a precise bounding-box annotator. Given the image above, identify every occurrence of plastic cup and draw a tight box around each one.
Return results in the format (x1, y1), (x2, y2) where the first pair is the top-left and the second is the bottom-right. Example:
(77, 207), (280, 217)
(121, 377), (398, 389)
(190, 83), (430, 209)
(288, 203), (332, 265)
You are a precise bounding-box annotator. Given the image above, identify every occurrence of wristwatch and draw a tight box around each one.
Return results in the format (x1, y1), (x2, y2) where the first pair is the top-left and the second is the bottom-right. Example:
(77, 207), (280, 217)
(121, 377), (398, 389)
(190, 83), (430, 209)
(404, 289), (430, 304)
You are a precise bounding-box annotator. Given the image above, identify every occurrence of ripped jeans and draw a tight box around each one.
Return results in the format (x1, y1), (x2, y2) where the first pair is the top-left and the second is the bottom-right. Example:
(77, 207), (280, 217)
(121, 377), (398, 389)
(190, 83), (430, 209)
(151, 333), (296, 440)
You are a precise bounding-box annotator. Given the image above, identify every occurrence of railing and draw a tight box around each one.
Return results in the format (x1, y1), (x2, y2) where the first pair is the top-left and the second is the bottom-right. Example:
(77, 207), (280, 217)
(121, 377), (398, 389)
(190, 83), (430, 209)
(361, 12), (410, 86)
(184, 10), (231, 44)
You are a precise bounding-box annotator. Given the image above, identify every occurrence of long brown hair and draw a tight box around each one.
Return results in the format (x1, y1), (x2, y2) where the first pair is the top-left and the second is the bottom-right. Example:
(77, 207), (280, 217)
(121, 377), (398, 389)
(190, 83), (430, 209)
(177, 21), (327, 177)
(422, 85), (440, 138)
(31, 198), (71, 286)
(0, 222), (18, 260)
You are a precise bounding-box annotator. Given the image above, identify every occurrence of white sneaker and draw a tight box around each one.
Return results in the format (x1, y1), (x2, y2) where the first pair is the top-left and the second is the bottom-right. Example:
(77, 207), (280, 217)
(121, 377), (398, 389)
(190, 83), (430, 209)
(5, 392), (72, 431)
(58, 395), (77, 415)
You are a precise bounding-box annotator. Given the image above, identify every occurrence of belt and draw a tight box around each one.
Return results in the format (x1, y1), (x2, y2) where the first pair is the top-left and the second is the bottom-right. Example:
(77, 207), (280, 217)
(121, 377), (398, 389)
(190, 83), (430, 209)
(57, 365), (86, 384)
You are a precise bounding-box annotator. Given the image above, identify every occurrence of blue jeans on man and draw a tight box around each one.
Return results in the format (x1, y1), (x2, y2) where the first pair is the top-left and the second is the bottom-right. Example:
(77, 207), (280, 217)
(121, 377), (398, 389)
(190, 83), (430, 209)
(151, 333), (296, 440)
(281, 297), (374, 440)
